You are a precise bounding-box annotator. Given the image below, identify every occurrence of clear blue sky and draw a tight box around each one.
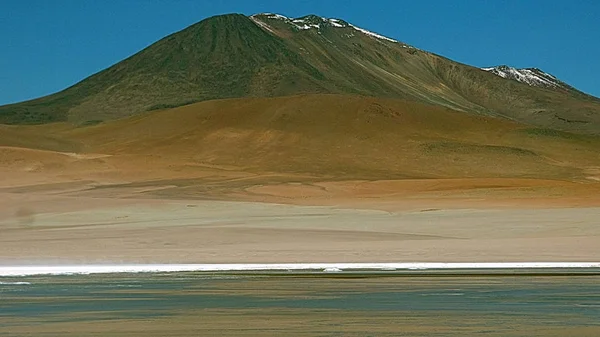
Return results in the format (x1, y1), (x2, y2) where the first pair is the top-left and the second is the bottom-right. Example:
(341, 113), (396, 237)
(1, 0), (599, 105)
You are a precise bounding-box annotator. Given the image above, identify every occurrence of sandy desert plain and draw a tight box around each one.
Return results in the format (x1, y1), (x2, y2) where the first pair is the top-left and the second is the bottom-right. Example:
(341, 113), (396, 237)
(1, 95), (600, 264)
(2, 179), (600, 264)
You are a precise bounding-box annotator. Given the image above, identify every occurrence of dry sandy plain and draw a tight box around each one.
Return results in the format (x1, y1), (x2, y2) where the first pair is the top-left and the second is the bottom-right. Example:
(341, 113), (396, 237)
(2, 170), (600, 264)
(1, 95), (600, 264)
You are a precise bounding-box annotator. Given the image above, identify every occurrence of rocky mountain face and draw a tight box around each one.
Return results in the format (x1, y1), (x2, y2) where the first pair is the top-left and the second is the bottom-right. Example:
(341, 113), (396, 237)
(1, 13), (599, 134)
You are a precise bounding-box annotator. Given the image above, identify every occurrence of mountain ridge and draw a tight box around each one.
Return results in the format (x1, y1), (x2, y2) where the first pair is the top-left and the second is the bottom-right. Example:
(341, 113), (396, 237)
(250, 13), (409, 45)
(1, 12), (599, 135)
(481, 65), (583, 93)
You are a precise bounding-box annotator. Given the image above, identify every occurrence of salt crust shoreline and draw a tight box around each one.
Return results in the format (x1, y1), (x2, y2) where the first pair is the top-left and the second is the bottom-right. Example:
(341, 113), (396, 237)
(1, 263), (600, 277)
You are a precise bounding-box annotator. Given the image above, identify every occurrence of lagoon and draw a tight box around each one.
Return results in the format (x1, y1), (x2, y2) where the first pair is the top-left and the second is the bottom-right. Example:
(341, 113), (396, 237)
(1, 271), (599, 336)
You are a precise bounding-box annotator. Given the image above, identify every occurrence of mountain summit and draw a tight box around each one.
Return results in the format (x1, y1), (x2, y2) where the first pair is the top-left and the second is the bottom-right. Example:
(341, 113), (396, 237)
(250, 13), (404, 44)
(1, 13), (599, 134)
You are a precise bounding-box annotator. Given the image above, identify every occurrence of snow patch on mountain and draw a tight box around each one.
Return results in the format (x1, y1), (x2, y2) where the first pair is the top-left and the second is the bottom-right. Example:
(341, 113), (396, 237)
(348, 24), (397, 43)
(260, 13), (289, 21)
(328, 19), (345, 27)
(250, 13), (410, 47)
(291, 18), (321, 30)
(482, 65), (566, 89)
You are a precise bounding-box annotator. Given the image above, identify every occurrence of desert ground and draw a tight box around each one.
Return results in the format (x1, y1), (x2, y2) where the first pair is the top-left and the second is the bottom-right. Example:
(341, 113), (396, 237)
(1, 95), (600, 264)
(1, 176), (599, 264)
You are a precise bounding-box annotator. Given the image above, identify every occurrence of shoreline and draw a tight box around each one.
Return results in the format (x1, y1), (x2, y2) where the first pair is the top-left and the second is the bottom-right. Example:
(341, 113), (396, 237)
(2, 262), (600, 277)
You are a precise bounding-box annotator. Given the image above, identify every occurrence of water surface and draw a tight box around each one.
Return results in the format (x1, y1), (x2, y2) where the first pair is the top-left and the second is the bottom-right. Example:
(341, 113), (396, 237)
(1, 272), (599, 336)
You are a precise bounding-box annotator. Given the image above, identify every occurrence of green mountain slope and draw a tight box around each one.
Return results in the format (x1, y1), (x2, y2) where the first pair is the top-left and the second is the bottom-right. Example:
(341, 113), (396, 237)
(1, 13), (599, 134)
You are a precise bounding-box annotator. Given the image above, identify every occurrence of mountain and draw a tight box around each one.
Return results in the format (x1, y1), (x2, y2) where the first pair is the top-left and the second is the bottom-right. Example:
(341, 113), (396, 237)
(1, 13), (599, 135)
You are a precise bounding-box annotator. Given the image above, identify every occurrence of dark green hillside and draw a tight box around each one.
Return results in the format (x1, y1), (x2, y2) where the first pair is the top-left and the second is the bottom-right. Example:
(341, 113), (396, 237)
(0, 14), (326, 124)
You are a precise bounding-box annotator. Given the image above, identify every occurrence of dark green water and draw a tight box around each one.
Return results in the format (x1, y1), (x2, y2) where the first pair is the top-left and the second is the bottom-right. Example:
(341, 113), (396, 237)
(1, 272), (599, 336)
